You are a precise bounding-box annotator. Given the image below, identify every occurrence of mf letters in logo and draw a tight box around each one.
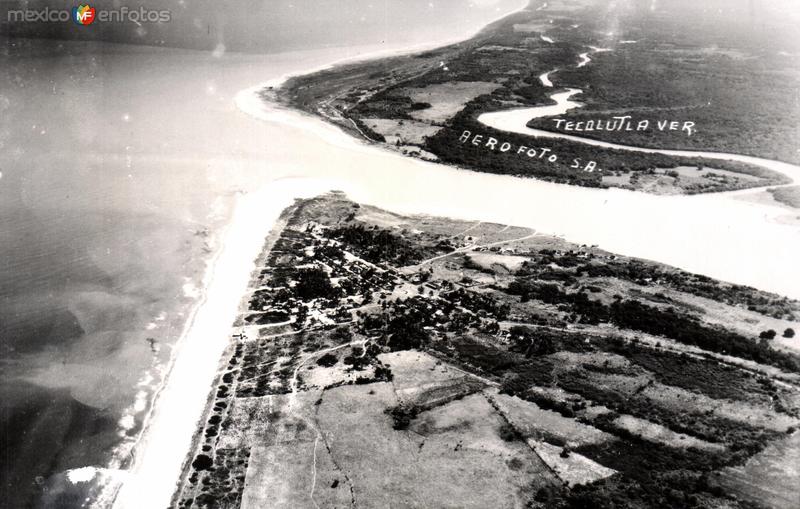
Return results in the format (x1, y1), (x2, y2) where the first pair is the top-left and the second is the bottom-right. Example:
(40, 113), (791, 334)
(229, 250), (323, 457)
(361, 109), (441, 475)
(72, 4), (96, 25)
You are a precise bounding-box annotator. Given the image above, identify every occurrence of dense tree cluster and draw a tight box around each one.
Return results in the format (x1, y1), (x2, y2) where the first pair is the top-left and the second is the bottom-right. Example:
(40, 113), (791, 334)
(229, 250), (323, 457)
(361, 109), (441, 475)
(508, 325), (557, 357)
(294, 267), (338, 300)
(504, 275), (800, 373)
(326, 224), (424, 266)
(610, 300), (800, 373)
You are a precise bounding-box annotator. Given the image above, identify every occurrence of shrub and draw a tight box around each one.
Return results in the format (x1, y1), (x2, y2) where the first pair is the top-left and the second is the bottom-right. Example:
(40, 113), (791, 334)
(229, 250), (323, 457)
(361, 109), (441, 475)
(386, 404), (420, 430)
(192, 454), (213, 471)
(316, 353), (338, 367)
(759, 329), (777, 340)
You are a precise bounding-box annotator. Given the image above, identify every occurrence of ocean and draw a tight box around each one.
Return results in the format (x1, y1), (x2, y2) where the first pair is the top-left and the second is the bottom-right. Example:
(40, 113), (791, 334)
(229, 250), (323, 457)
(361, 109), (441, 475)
(0, 1), (525, 506)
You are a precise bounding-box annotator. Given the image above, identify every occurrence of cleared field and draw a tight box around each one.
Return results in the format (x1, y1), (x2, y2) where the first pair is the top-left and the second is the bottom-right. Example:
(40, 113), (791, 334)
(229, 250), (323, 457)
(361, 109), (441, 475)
(216, 390), (321, 450)
(549, 351), (642, 375)
(379, 351), (467, 391)
(714, 432), (800, 509)
(317, 384), (556, 508)
(629, 285), (800, 351)
(361, 118), (442, 145)
(302, 355), (377, 390)
(241, 439), (352, 509)
(602, 166), (767, 195)
(467, 252), (531, 273)
(578, 371), (653, 398)
(512, 22), (554, 33)
(378, 350), (487, 407)
(403, 81), (500, 123)
(491, 391), (613, 448)
(640, 384), (800, 433)
(612, 415), (725, 452)
(529, 440), (617, 487)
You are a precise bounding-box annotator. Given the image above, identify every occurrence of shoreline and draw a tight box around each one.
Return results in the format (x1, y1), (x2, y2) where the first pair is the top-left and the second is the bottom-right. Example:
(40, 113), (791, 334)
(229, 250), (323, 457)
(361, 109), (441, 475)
(106, 1), (798, 505)
(109, 179), (350, 509)
(106, 4), (533, 508)
(93, 203), (236, 507)
(168, 207), (295, 507)
(238, 0), (532, 107)
(275, 8), (799, 193)
(233, 74), (800, 299)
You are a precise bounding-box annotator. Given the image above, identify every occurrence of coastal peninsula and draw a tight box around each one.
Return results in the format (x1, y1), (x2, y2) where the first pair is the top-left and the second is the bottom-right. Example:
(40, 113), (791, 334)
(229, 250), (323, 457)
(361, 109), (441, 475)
(175, 193), (800, 508)
(276, 0), (799, 194)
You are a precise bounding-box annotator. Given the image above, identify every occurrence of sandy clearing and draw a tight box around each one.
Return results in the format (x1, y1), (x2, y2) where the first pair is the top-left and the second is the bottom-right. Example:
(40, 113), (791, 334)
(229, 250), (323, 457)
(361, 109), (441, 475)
(362, 117), (442, 145)
(491, 392), (614, 447)
(613, 415), (726, 452)
(404, 81), (501, 123)
(529, 439), (616, 487)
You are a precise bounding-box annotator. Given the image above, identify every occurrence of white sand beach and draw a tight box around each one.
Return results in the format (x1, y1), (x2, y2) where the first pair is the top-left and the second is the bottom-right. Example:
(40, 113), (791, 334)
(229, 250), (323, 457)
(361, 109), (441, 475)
(101, 1), (800, 507)
(107, 3), (531, 507)
(109, 178), (347, 508)
(117, 51), (800, 507)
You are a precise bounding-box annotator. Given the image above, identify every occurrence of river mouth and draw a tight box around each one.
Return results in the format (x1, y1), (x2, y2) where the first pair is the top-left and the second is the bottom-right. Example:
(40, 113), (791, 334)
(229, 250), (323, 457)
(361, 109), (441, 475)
(5, 2), (798, 508)
(228, 81), (800, 301)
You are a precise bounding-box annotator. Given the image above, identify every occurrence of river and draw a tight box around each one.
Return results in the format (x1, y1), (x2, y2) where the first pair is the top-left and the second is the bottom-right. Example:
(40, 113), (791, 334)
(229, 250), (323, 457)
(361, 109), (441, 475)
(114, 60), (800, 506)
(4, 1), (798, 507)
(235, 83), (800, 300)
(0, 1), (528, 507)
(477, 88), (800, 185)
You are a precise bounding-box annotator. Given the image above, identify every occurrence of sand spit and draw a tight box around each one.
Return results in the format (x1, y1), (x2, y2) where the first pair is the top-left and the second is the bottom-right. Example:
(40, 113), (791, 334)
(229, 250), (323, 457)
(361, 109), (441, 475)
(107, 3), (531, 507)
(109, 179), (347, 509)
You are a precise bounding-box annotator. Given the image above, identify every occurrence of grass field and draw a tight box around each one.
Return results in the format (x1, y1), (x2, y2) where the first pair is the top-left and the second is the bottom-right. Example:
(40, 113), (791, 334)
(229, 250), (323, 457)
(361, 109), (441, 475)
(177, 195), (800, 508)
(279, 0), (797, 192)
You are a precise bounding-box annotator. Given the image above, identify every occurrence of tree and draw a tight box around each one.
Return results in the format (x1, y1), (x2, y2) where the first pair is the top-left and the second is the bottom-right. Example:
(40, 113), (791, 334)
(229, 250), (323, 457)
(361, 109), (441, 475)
(386, 314), (428, 351)
(759, 329), (777, 340)
(191, 454), (213, 471)
(386, 404), (419, 430)
(784, 328), (795, 338)
(316, 353), (338, 367)
(295, 267), (337, 300)
(508, 326), (556, 357)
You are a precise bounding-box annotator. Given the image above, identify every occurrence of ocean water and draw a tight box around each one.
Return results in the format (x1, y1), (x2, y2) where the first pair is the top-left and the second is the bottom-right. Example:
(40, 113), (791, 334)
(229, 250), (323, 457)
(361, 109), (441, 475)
(0, 1), (525, 506)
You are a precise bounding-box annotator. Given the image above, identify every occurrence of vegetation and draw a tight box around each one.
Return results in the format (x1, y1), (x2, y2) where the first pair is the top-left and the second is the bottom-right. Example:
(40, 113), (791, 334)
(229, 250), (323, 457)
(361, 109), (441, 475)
(179, 196), (799, 509)
(295, 267), (338, 300)
(385, 403), (420, 430)
(326, 224), (426, 266)
(279, 0), (796, 192)
(503, 270), (800, 373)
(316, 353), (339, 367)
(608, 300), (800, 373)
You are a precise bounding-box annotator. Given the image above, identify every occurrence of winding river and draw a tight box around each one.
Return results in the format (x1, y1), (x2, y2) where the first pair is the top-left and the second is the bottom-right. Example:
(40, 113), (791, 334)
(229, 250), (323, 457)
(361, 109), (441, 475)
(111, 14), (800, 509)
(477, 88), (800, 184)
(479, 42), (800, 185)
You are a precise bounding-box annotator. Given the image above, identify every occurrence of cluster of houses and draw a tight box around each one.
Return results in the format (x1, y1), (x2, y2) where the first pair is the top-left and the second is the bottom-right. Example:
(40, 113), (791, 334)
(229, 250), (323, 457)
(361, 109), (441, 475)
(242, 221), (520, 342)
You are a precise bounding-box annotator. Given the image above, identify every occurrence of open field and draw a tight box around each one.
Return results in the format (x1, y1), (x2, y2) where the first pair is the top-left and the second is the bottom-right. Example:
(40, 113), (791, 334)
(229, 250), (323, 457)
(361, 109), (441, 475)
(175, 194), (800, 508)
(278, 0), (797, 193)
(713, 432), (800, 509)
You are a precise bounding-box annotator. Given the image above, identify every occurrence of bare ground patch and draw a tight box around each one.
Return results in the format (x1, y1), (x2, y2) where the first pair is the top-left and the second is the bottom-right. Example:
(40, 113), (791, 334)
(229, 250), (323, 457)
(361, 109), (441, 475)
(403, 81), (501, 123)
(490, 391), (613, 448)
(529, 440), (617, 487)
(714, 431), (800, 509)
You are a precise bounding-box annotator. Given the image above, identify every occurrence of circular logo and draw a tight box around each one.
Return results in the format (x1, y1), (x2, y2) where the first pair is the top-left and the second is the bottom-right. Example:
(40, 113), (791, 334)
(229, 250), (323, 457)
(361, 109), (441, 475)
(72, 4), (96, 25)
